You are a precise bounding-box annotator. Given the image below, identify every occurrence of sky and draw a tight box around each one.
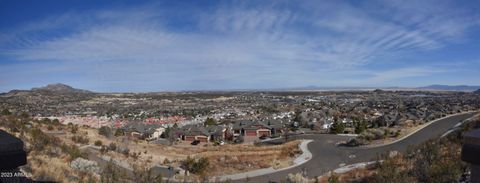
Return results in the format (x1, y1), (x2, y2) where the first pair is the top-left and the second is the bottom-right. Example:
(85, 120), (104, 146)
(1, 0), (480, 92)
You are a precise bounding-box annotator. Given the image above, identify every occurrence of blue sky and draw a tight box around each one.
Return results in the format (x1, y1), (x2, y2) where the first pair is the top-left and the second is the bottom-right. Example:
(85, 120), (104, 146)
(1, 0), (480, 92)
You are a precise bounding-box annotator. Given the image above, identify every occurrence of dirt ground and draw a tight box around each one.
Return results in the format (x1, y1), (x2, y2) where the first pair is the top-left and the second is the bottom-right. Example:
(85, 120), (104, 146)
(52, 126), (301, 176)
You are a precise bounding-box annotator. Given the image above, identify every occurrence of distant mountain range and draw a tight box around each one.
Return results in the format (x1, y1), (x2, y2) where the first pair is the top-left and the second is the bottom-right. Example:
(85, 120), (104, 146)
(474, 89), (480, 94)
(271, 85), (480, 92)
(2, 83), (480, 94)
(416, 85), (480, 91)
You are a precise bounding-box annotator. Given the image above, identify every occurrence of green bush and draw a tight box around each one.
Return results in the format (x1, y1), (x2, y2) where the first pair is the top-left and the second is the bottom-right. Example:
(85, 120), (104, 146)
(94, 140), (103, 146)
(29, 128), (53, 151)
(204, 118), (216, 126)
(369, 155), (413, 183)
(330, 122), (346, 134)
(98, 126), (112, 138)
(20, 112), (29, 118)
(362, 118), (477, 183)
(70, 125), (78, 134)
(114, 128), (125, 136)
(181, 156), (209, 174)
(354, 120), (368, 134)
(132, 162), (163, 183)
(52, 119), (60, 125)
(108, 142), (117, 151)
(394, 130), (401, 137)
(101, 159), (128, 183)
(328, 173), (340, 183)
(71, 135), (89, 144)
(60, 143), (86, 161)
(1, 109), (11, 115)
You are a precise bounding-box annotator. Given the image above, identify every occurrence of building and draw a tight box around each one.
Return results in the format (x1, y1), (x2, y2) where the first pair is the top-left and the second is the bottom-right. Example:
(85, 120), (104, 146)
(232, 120), (284, 139)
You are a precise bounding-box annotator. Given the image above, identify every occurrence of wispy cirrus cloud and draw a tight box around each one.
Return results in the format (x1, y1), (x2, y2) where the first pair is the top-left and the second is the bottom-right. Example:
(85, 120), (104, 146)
(0, 1), (479, 91)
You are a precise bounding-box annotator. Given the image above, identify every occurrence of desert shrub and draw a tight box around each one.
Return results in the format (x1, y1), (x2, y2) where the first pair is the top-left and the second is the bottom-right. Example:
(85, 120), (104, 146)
(71, 125), (78, 134)
(354, 120), (368, 134)
(426, 157), (463, 183)
(20, 112), (29, 118)
(98, 126), (112, 138)
(114, 128), (125, 136)
(181, 156), (209, 175)
(41, 118), (51, 123)
(108, 142), (117, 151)
(204, 117), (216, 126)
(363, 118), (477, 183)
(394, 130), (401, 137)
(47, 125), (54, 131)
(132, 162), (163, 183)
(94, 140), (103, 146)
(163, 158), (170, 164)
(30, 128), (54, 151)
(409, 138), (466, 183)
(369, 155), (412, 183)
(360, 132), (375, 141)
(383, 129), (390, 137)
(1, 109), (11, 115)
(101, 159), (128, 183)
(330, 122), (346, 134)
(371, 129), (385, 139)
(52, 119), (60, 125)
(71, 135), (89, 144)
(131, 152), (140, 160)
(61, 143), (86, 161)
(328, 172), (340, 183)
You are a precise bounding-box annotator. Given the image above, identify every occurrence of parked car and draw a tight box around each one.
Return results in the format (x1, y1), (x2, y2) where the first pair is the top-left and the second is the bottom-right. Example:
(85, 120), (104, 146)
(259, 134), (268, 140)
(234, 138), (244, 144)
(191, 140), (200, 145)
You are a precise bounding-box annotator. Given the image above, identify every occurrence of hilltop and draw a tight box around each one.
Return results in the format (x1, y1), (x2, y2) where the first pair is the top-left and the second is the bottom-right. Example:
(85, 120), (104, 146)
(2, 83), (92, 96)
(31, 83), (92, 94)
(417, 85), (480, 91)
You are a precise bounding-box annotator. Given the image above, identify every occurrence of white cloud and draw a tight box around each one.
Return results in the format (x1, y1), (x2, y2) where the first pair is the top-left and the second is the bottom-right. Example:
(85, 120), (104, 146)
(0, 1), (478, 90)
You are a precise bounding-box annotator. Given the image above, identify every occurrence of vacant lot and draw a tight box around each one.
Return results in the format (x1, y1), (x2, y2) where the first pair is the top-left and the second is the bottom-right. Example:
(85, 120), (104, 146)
(76, 127), (302, 176)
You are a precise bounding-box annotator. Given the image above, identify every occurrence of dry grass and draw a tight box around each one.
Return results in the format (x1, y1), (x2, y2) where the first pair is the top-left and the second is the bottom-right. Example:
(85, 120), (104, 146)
(80, 126), (302, 176)
(197, 141), (301, 176)
(28, 154), (78, 182)
(0, 123), (96, 183)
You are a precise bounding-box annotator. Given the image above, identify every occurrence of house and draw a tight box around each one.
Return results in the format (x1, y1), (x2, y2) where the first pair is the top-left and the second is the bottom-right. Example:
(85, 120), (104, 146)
(146, 127), (165, 141)
(384, 113), (398, 126)
(178, 125), (229, 143)
(120, 123), (161, 140)
(179, 125), (211, 142)
(232, 120), (284, 138)
(205, 125), (228, 142)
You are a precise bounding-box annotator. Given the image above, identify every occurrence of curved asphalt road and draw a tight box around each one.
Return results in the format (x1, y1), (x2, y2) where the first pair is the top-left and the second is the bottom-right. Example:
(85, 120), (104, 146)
(239, 112), (478, 183)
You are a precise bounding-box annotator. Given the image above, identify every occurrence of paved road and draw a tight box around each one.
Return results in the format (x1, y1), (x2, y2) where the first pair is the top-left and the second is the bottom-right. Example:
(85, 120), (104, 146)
(240, 112), (478, 183)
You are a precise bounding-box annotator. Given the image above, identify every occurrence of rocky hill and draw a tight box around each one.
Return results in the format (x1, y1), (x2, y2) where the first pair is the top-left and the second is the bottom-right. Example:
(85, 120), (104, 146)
(474, 89), (480, 94)
(31, 83), (92, 94)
